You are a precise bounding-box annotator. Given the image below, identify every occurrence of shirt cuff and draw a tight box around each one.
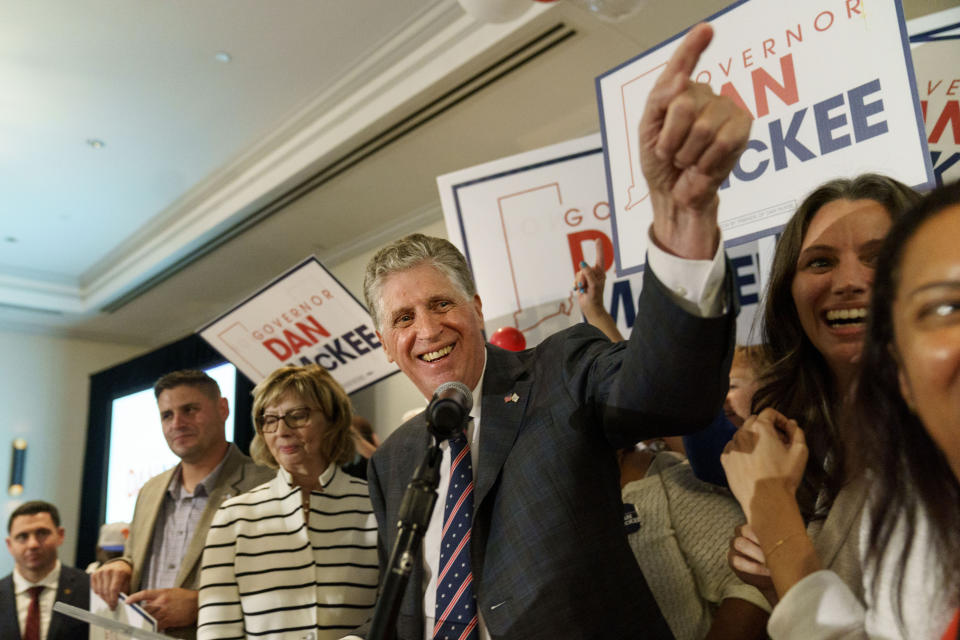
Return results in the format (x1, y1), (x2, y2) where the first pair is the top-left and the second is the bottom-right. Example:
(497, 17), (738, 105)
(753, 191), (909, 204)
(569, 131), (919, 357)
(646, 227), (727, 318)
(103, 557), (133, 568)
(767, 570), (866, 639)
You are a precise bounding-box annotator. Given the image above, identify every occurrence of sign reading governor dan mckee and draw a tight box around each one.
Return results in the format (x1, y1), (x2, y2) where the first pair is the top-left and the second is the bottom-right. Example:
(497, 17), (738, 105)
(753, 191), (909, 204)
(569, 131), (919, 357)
(597, 0), (933, 277)
(198, 256), (398, 393)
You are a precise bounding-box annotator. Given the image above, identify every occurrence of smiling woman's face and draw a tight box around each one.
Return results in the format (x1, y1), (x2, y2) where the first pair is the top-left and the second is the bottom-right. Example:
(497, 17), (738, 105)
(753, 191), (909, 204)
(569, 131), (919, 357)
(892, 204), (960, 480)
(791, 198), (891, 381)
(263, 390), (328, 477)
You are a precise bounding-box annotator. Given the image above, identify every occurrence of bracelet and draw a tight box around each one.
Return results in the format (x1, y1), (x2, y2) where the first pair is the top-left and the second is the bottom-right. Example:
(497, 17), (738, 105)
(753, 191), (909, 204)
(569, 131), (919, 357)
(763, 531), (805, 559)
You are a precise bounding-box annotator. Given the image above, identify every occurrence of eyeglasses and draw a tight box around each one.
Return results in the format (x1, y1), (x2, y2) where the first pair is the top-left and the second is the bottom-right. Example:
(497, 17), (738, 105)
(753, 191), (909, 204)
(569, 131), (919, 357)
(259, 407), (318, 433)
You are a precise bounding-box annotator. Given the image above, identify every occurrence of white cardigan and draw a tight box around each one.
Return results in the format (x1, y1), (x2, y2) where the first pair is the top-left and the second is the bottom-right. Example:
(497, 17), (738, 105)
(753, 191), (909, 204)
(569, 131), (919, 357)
(198, 465), (378, 640)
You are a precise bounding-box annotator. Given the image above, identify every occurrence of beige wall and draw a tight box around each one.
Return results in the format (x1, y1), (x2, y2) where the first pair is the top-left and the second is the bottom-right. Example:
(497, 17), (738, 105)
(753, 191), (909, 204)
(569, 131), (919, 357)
(0, 330), (144, 576)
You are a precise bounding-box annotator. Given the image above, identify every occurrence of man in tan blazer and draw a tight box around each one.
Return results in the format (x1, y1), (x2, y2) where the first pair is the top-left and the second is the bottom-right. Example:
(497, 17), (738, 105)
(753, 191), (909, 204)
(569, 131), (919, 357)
(91, 370), (272, 639)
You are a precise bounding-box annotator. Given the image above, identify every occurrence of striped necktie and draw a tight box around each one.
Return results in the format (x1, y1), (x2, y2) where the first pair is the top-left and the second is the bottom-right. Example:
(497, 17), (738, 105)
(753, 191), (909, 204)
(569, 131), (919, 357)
(433, 433), (478, 640)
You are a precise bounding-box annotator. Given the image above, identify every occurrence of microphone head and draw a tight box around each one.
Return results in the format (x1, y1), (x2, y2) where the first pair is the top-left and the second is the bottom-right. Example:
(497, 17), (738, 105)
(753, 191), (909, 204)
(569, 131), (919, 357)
(428, 381), (473, 441)
(432, 381), (473, 413)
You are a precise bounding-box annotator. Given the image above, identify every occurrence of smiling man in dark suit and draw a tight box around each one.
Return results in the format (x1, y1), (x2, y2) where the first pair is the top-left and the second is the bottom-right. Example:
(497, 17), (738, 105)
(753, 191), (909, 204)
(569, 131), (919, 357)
(1, 501), (89, 640)
(352, 23), (750, 640)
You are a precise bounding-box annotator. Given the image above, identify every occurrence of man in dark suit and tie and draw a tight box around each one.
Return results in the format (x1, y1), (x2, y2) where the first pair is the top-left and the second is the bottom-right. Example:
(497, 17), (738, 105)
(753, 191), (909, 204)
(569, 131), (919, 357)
(1, 501), (89, 640)
(351, 23), (750, 640)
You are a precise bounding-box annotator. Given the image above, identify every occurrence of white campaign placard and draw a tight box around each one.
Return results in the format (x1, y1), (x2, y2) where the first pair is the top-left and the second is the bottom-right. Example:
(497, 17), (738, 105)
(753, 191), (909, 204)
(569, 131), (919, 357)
(198, 257), (397, 393)
(438, 134), (648, 348)
(909, 8), (960, 186)
(597, 0), (933, 276)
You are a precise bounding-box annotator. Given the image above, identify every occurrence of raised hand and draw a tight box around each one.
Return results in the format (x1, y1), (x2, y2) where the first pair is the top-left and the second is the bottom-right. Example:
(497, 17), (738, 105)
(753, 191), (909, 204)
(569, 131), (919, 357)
(640, 23), (751, 259)
(574, 238), (623, 342)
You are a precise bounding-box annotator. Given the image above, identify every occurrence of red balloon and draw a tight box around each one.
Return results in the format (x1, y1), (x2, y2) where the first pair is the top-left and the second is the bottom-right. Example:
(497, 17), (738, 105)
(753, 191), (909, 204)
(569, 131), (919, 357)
(490, 326), (526, 351)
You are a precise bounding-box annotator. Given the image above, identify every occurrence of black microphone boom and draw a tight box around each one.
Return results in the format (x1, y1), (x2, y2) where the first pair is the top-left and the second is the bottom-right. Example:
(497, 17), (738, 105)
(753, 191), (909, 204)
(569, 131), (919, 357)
(368, 382), (471, 639)
(426, 381), (472, 441)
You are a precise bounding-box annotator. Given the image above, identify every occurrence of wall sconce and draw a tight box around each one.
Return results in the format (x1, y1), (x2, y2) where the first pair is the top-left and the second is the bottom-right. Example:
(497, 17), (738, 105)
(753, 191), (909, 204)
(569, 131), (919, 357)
(9, 438), (26, 496)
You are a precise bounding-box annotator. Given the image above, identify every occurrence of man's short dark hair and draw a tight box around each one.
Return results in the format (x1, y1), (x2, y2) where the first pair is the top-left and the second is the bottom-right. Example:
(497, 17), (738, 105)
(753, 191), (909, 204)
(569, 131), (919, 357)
(8, 500), (60, 533)
(154, 369), (221, 400)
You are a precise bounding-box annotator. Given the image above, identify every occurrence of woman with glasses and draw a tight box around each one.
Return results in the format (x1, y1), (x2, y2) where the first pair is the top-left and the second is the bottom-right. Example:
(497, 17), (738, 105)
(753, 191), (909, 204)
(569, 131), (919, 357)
(197, 365), (379, 640)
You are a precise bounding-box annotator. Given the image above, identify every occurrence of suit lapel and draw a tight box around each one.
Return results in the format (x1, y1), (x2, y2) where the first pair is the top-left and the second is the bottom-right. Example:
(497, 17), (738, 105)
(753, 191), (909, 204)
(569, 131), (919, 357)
(132, 466), (177, 590)
(175, 446), (243, 587)
(394, 421), (430, 502)
(47, 567), (82, 640)
(813, 474), (870, 568)
(475, 345), (530, 509)
(0, 575), (20, 640)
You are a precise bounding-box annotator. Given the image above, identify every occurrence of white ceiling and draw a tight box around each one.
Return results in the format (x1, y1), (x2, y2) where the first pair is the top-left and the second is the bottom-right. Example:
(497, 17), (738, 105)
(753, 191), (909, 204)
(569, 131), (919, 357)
(0, 0), (947, 348)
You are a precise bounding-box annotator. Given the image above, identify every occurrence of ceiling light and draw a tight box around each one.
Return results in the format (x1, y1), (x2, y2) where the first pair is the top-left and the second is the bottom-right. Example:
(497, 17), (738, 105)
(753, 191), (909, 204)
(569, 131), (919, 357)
(86, 138), (106, 149)
(215, 51), (232, 63)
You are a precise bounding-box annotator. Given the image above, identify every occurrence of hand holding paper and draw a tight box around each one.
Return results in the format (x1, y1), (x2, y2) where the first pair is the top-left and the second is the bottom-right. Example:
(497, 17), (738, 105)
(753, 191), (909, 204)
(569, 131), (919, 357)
(91, 559), (132, 609)
(640, 23), (751, 259)
(125, 588), (198, 631)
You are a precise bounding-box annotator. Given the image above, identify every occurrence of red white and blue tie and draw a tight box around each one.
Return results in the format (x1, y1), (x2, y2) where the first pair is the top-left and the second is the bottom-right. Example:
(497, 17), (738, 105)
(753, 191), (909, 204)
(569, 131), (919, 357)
(433, 433), (479, 640)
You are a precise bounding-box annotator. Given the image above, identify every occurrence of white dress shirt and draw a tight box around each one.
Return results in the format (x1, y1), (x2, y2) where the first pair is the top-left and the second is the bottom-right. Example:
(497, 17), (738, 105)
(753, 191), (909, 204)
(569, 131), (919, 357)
(13, 560), (61, 640)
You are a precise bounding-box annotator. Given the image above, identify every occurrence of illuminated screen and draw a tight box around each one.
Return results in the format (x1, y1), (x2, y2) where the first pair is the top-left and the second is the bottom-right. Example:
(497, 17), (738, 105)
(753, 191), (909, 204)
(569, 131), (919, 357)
(104, 363), (236, 523)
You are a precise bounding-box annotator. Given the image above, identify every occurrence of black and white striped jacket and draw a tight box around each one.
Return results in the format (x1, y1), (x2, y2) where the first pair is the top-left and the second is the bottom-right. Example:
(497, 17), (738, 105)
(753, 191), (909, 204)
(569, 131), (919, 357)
(198, 465), (378, 640)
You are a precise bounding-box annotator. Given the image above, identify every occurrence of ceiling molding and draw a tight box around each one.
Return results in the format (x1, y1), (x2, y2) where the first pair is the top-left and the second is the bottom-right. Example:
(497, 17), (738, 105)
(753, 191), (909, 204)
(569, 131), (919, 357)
(0, 273), (83, 314)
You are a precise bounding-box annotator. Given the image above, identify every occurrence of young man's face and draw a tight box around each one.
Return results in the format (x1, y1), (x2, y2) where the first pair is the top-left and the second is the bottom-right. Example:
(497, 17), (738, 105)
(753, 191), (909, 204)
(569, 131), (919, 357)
(157, 384), (228, 463)
(6, 512), (64, 580)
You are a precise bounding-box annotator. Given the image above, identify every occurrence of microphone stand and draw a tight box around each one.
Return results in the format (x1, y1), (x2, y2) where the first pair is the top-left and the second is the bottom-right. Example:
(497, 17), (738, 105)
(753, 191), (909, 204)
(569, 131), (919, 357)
(367, 436), (443, 640)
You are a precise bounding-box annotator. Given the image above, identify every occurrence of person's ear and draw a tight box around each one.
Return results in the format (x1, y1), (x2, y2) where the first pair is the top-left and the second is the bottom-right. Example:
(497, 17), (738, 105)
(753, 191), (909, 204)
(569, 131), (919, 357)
(377, 331), (395, 363)
(218, 397), (230, 422)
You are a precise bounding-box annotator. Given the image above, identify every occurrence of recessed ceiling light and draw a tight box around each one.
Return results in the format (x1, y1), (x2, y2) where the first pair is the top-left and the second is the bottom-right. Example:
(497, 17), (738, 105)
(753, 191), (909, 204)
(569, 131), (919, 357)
(86, 138), (106, 149)
(214, 51), (232, 63)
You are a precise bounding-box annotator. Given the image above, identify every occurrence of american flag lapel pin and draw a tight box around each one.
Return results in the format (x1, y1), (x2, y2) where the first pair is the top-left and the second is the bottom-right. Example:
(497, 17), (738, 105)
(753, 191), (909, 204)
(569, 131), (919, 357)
(504, 392), (519, 404)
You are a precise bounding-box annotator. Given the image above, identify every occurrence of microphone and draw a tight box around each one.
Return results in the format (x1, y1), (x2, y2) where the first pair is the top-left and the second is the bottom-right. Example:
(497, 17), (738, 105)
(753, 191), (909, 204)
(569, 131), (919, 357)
(426, 381), (473, 441)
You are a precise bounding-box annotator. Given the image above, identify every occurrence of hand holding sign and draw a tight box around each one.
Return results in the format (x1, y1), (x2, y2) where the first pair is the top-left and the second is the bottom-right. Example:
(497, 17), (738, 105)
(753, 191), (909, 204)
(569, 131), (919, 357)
(640, 23), (751, 260)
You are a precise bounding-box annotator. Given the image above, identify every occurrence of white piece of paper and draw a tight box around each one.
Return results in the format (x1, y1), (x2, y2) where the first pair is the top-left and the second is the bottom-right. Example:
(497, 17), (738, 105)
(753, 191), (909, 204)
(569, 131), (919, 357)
(90, 591), (157, 640)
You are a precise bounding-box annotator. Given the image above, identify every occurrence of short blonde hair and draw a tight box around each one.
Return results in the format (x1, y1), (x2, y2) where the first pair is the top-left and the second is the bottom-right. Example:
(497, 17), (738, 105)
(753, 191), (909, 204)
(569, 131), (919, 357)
(249, 365), (354, 469)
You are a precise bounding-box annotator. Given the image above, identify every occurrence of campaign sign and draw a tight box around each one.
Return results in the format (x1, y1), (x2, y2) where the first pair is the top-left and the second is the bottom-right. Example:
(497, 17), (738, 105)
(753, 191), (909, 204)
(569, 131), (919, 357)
(438, 134), (648, 348)
(198, 257), (397, 393)
(597, 0), (933, 276)
(909, 13), (960, 186)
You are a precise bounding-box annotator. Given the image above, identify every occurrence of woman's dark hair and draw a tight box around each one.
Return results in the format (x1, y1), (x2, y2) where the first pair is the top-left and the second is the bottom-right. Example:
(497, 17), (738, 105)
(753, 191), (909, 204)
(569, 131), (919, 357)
(854, 179), (960, 623)
(752, 174), (919, 517)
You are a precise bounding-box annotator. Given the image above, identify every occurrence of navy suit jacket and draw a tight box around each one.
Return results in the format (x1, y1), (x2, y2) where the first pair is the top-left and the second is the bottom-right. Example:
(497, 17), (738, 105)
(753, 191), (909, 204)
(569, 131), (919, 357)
(364, 266), (735, 639)
(0, 564), (90, 640)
